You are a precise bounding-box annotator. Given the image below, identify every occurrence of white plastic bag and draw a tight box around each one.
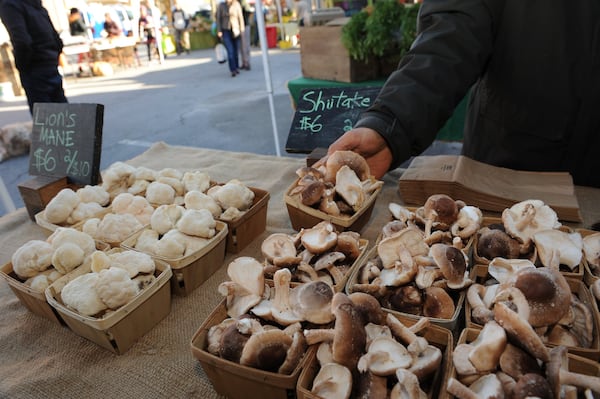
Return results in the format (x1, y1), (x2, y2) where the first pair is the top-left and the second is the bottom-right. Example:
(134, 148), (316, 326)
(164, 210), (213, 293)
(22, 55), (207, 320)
(215, 43), (227, 64)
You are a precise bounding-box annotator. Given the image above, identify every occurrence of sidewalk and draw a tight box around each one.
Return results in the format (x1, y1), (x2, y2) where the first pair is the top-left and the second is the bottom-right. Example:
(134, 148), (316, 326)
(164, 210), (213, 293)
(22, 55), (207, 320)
(0, 46), (305, 216)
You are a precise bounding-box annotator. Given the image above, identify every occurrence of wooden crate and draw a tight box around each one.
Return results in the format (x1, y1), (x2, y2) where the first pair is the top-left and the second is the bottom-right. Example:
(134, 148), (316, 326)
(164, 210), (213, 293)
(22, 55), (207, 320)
(299, 18), (379, 83)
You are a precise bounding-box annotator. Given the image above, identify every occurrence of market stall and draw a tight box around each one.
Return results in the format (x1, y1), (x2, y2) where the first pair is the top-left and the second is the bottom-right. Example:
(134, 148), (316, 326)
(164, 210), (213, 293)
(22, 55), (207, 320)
(0, 142), (599, 398)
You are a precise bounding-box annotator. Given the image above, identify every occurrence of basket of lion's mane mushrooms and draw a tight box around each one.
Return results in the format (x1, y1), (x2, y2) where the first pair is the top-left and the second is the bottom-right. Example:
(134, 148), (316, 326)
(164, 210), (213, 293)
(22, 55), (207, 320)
(284, 150), (384, 232)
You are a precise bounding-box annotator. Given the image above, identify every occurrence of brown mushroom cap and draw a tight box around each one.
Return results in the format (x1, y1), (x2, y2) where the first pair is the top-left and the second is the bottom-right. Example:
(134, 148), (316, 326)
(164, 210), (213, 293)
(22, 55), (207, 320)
(512, 373), (553, 399)
(511, 266), (571, 327)
(289, 280), (334, 325)
(218, 322), (251, 363)
(324, 150), (371, 183)
(239, 329), (293, 372)
(423, 194), (459, 226)
(387, 285), (423, 315)
(476, 226), (522, 260)
(348, 291), (386, 325)
(334, 231), (362, 261)
(331, 293), (367, 371)
(499, 343), (543, 380)
(300, 180), (326, 206)
(423, 286), (455, 319)
(430, 243), (470, 289)
(261, 233), (300, 266)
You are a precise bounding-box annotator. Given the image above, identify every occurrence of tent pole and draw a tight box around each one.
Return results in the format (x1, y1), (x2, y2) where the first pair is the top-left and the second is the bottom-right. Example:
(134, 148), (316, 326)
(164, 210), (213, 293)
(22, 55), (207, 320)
(255, 0), (281, 157)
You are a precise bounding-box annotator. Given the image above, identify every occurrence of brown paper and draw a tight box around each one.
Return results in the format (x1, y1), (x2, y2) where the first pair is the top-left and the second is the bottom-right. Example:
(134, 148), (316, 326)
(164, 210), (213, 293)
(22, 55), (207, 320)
(398, 155), (582, 222)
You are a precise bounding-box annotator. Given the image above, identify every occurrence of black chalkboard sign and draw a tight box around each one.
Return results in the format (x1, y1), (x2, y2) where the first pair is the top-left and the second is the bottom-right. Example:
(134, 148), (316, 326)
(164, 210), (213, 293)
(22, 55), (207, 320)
(285, 86), (381, 153)
(29, 103), (104, 186)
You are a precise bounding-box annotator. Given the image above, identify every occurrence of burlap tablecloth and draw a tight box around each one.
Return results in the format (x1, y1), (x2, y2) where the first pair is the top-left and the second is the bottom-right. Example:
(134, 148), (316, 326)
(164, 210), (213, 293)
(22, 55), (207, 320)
(0, 142), (598, 399)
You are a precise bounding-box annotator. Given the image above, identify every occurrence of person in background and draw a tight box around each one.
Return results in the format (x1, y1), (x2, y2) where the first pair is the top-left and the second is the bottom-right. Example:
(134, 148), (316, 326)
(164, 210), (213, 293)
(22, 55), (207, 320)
(139, 5), (158, 61)
(103, 12), (122, 38)
(171, 1), (190, 55)
(325, 0), (600, 188)
(216, 0), (245, 77)
(68, 8), (89, 38)
(293, 0), (310, 27)
(0, 0), (68, 115)
(239, 0), (252, 70)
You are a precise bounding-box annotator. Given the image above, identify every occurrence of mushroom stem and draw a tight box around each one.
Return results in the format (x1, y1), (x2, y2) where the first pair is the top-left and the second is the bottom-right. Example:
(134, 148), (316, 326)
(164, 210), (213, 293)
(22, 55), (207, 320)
(304, 328), (335, 345)
(385, 313), (428, 355)
(559, 368), (600, 393)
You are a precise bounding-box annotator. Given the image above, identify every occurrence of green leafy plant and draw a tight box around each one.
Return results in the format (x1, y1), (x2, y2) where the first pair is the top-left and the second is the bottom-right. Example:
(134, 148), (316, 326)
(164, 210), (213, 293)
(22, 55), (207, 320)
(341, 0), (420, 62)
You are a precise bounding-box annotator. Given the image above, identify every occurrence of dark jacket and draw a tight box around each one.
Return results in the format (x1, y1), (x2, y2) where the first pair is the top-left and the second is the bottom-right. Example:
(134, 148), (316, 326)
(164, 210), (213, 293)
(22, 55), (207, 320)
(0, 0), (63, 72)
(356, 0), (600, 187)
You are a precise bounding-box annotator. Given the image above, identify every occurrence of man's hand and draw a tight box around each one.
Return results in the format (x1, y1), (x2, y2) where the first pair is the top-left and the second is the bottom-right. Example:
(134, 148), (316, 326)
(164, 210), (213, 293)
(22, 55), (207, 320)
(317, 128), (393, 179)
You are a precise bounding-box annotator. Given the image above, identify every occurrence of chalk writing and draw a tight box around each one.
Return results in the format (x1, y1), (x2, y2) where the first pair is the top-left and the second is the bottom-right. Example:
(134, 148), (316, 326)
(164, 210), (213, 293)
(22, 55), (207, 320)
(286, 86), (381, 153)
(29, 103), (104, 185)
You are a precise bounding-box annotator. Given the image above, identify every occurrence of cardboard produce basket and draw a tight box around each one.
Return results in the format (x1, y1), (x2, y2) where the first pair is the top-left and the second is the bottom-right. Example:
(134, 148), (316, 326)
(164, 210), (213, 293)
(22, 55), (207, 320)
(579, 228), (599, 288)
(0, 240), (110, 325)
(346, 246), (466, 335)
(284, 178), (382, 232)
(190, 299), (313, 399)
(0, 261), (64, 325)
(45, 257), (172, 355)
(296, 313), (453, 399)
(446, 328), (600, 399)
(466, 265), (600, 361)
(222, 187), (269, 253)
(121, 221), (228, 296)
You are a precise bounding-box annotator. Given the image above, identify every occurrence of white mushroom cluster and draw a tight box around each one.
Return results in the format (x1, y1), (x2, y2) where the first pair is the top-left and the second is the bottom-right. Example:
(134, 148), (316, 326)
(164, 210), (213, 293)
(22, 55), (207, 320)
(467, 262), (595, 350)
(447, 320), (600, 398)
(288, 151), (383, 217)
(60, 249), (156, 317)
(306, 292), (442, 399)
(131, 206), (218, 259)
(583, 232), (600, 277)
(260, 221), (365, 288)
(43, 185), (110, 225)
(11, 227), (97, 292)
(100, 162), (255, 222)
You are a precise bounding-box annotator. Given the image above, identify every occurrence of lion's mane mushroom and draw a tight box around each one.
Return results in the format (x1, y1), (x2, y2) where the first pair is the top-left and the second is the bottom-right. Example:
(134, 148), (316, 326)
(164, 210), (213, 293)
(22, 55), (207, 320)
(547, 345), (600, 395)
(323, 150), (371, 183)
(509, 266), (571, 327)
(532, 229), (583, 271)
(502, 199), (561, 253)
(430, 243), (471, 289)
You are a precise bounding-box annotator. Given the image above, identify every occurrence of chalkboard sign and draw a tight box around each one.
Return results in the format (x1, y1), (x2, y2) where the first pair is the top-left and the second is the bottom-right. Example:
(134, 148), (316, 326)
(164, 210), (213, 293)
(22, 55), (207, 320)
(285, 86), (381, 153)
(29, 103), (104, 186)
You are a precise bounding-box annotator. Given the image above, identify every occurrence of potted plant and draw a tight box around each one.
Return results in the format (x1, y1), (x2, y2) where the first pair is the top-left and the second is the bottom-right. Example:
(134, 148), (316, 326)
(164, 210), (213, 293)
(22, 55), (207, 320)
(341, 0), (420, 77)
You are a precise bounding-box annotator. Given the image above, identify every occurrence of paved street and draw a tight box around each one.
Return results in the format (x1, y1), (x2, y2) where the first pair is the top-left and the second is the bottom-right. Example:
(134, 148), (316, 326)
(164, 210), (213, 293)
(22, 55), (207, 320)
(0, 46), (306, 215)
(0, 45), (461, 216)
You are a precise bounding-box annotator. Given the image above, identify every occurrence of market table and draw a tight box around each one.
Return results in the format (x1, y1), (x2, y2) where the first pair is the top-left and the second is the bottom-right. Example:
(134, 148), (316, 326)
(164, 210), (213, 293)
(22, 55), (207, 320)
(0, 142), (598, 399)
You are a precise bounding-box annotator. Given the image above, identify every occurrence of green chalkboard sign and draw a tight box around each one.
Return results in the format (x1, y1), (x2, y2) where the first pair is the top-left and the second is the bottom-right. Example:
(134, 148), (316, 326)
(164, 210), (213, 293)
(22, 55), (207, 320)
(29, 103), (104, 186)
(285, 86), (381, 153)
